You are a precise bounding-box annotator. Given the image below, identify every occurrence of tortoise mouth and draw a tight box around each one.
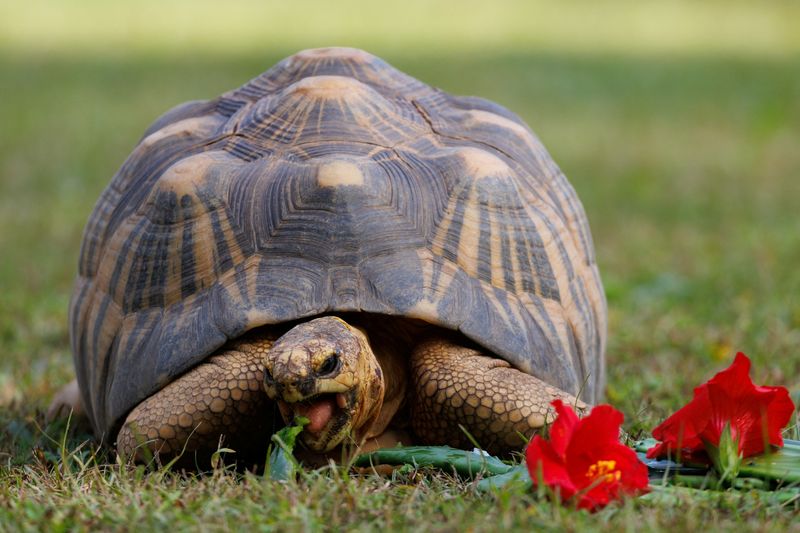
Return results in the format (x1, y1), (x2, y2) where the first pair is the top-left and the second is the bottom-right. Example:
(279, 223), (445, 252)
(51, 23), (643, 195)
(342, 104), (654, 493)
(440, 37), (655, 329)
(277, 392), (350, 437)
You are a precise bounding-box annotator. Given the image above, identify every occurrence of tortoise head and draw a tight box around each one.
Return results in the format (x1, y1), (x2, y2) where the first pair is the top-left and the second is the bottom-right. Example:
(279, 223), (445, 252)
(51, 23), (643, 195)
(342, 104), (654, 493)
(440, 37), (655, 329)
(262, 316), (385, 452)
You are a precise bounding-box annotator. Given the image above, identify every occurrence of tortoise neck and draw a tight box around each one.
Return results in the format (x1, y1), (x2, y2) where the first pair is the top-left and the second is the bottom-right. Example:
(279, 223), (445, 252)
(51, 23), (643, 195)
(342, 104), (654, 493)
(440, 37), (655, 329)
(358, 325), (409, 441)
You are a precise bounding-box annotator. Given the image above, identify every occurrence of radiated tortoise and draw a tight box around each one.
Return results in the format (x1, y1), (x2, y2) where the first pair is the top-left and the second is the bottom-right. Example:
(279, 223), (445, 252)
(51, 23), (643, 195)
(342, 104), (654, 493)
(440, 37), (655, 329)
(51, 47), (607, 466)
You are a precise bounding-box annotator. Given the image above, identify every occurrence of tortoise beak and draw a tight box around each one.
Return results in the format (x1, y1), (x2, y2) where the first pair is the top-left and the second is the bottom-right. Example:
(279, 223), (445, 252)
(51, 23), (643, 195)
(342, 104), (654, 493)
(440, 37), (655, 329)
(268, 377), (317, 403)
(276, 392), (350, 434)
(275, 391), (355, 452)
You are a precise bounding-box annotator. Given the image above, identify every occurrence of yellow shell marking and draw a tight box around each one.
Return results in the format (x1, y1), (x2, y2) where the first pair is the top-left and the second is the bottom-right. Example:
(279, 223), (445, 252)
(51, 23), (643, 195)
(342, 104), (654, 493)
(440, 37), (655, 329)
(139, 116), (222, 149)
(316, 160), (365, 187)
(465, 110), (530, 139)
(458, 147), (512, 179)
(157, 152), (221, 198)
(289, 75), (367, 100)
(294, 47), (373, 62)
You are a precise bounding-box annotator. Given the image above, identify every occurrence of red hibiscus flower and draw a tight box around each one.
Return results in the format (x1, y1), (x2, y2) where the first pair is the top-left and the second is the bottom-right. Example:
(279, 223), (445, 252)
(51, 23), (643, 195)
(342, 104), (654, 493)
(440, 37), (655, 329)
(525, 400), (649, 511)
(647, 353), (795, 462)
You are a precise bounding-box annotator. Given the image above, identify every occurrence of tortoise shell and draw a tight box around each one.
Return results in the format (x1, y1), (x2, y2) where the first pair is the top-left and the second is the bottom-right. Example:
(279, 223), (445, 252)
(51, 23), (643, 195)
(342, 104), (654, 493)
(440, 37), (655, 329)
(70, 47), (607, 438)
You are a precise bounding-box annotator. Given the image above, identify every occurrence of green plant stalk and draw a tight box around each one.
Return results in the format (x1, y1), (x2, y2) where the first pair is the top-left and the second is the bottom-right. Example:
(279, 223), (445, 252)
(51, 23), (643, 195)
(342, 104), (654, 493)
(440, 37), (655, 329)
(642, 484), (800, 506)
(353, 446), (513, 478)
(740, 453), (800, 484)
(704, 424), (741, 484)
(669, 474), (717, 490)
(638, 437), (800, 486)
(360, 439), (800, 493)
(475, 464), (532, 492)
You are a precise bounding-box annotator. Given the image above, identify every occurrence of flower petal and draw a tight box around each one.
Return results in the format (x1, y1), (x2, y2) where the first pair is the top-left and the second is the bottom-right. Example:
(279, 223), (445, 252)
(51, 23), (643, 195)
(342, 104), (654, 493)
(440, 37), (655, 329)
(701, 353), (795, 457)
(573, 442), (650, 511)
(525, 434), (576, 501)
(762, 385), (796, 447)
(718, 384), (795, 457)
(548, 399), (580, 459)
(706, 352), (753, 399)
(570, 404), (624, 450)
(646, 385), (712, 459)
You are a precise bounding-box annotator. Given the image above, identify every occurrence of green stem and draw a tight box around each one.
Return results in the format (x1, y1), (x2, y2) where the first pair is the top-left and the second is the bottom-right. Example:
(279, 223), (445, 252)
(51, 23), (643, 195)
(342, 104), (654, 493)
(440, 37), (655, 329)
(354, 446), (513, 478)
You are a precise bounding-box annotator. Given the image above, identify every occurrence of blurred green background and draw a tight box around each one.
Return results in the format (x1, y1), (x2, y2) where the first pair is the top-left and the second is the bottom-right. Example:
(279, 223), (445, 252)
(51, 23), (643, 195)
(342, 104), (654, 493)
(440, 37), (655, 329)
(1, 0), (799, 428)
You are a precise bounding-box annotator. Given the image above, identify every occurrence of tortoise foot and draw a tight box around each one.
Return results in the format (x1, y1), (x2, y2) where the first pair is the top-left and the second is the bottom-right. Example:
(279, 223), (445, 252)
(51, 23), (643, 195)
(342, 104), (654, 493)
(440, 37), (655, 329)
(47, 379), (86, 423)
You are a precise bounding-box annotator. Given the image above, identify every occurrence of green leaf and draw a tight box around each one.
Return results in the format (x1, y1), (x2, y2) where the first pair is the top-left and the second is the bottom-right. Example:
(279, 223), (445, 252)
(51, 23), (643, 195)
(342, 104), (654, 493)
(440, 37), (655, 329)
(266, 417), (309, 481)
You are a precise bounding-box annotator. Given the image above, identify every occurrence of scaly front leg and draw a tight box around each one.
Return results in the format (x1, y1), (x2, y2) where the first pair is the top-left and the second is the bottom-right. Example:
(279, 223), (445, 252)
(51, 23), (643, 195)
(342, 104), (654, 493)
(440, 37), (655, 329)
(409, 337), (587, 455)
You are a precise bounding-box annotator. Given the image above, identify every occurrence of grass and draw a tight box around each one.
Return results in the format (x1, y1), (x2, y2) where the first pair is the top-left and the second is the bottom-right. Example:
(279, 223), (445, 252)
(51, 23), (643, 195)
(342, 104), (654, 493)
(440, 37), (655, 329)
(2, 0), (800, 529)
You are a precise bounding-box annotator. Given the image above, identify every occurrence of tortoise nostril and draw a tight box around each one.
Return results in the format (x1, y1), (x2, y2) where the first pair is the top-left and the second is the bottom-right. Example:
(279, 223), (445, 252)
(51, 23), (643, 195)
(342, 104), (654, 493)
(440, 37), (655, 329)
(288, 378), (317, 397)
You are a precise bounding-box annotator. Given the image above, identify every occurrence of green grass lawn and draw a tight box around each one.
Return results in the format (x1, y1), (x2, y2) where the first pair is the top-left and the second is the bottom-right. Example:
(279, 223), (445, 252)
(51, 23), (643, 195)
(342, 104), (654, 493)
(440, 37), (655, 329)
(2, 0), (800, 529)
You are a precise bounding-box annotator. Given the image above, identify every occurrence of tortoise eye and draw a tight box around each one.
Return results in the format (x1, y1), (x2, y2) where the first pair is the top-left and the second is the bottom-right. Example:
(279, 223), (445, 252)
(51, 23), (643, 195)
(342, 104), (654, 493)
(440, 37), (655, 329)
(318, 353), (340, 375)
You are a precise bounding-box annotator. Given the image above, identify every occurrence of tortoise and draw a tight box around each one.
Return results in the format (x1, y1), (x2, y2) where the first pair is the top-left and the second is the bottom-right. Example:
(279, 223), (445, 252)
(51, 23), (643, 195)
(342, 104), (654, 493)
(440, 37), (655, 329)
(51, 47), (606, 466)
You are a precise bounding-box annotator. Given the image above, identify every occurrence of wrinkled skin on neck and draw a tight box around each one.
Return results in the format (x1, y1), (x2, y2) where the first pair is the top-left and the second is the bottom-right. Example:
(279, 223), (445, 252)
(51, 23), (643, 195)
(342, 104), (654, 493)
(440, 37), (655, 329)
(262, 316), (385, 452)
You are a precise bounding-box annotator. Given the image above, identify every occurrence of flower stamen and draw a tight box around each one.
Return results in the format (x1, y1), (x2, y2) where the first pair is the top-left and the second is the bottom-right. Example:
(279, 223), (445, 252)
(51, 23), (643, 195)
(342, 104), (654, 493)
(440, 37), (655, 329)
(586, 459), (621, 484)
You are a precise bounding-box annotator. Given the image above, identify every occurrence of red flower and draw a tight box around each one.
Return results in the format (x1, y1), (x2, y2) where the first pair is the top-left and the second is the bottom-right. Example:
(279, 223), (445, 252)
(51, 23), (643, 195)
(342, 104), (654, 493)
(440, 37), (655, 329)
(647, 353), (795, 461)
(525, 400), (649, 511)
